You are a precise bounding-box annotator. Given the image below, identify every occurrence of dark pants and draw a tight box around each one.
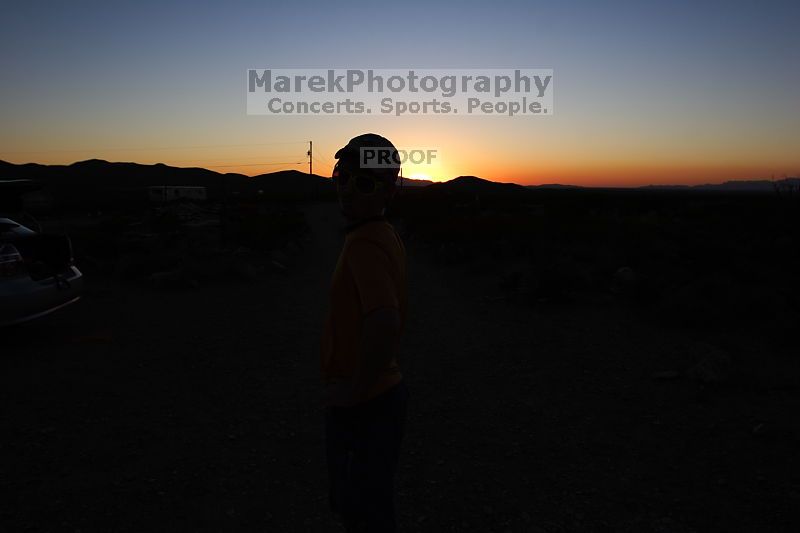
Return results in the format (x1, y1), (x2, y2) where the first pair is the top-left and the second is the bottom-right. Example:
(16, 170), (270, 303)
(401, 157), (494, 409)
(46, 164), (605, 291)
(325, 379), (409, 533)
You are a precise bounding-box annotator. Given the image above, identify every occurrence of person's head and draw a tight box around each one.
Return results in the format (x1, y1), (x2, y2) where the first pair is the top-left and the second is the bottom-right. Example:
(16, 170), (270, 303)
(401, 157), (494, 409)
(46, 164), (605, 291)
(333, 133), (400, 220)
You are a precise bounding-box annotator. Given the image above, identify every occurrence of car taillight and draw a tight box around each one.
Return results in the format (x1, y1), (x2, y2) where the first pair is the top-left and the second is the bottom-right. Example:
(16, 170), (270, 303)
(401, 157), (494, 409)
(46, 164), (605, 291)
(0, 243), (26, 277)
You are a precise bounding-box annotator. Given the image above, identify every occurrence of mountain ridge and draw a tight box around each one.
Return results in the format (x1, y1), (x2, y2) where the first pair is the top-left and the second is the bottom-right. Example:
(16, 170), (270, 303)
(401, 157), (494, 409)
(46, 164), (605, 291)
(1, 159), (796, 192)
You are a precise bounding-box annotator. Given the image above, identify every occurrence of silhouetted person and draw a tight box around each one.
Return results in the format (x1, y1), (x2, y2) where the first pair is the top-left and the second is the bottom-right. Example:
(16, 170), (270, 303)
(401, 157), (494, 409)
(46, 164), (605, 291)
(320, 133), (409, 533)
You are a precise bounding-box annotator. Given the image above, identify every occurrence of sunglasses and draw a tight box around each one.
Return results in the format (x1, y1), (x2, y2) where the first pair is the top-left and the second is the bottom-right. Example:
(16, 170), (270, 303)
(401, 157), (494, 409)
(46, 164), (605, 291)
(332, 165), (386, 195)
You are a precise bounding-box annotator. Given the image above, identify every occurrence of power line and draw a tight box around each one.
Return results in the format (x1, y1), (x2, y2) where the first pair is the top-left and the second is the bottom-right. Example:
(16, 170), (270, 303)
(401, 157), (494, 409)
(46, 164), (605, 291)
(207, 161), (305, 168)
(311, 155), (333, 175)
(0, 140), (309, 155)
(312, 145), (337, 165)
(3, 138), (334, 175)
(150, 153), (311, 165)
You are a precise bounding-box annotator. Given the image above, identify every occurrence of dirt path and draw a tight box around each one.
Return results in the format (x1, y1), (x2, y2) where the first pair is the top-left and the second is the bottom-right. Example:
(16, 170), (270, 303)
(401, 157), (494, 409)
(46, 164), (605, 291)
(1, 200), (797, 532)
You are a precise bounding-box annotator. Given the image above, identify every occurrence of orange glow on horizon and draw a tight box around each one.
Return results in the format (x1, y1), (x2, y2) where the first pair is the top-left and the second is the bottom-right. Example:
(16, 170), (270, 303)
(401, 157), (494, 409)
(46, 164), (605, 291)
(1, 141), (796, 188)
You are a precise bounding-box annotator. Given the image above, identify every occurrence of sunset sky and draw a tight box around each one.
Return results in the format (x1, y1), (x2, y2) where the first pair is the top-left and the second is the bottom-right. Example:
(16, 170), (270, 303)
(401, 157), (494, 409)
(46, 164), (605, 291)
(1, 0), (798, 186)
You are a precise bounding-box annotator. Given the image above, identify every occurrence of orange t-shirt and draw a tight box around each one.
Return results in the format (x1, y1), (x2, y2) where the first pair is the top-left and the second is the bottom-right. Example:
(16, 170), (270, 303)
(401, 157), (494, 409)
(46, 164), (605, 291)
(320, 217), (407, 404)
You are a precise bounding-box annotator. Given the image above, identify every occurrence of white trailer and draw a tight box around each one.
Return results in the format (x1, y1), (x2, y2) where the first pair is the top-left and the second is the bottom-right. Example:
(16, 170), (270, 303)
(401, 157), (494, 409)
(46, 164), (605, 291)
(148, 186), (207, 203)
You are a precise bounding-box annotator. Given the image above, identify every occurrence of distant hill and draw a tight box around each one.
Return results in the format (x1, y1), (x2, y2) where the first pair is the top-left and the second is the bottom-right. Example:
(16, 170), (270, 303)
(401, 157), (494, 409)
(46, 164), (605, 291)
(640, 178), (800, 192)
(244, 169), (332, 198)
(0, 159), (335, 189)
(0, 158), (445, 211)
(0, 159), (430, 190)
(425, 175), (534, 197)
(0, 159), (337, 208)
(525, 183), (585, 190)
(1, 159), (796, 208)
(399, 177), (433, 187)
(526, 179), (800, 192)
(0, 159), (231, 188)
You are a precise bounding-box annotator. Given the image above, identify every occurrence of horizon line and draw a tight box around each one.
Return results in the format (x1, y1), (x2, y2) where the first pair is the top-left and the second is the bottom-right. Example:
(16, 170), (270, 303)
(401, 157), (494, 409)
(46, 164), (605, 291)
(0, 158), (797, 190)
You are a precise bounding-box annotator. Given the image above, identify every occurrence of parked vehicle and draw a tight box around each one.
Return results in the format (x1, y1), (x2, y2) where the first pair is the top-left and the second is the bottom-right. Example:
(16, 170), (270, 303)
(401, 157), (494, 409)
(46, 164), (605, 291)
(1, 216), (83, 326)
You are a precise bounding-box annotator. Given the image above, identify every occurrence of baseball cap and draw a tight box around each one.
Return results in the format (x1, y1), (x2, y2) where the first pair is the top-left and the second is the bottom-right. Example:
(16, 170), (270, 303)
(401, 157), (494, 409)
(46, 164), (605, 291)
(334, 133), (400, 182)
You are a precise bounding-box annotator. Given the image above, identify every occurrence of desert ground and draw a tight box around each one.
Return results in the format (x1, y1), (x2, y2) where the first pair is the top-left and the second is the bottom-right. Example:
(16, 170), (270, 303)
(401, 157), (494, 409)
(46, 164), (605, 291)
(2, 199), (799, 532)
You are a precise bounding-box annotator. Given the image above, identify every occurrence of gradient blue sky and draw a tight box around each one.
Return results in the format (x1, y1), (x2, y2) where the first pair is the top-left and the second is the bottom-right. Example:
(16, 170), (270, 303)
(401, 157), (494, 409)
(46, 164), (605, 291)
(1, 0), (798, 185)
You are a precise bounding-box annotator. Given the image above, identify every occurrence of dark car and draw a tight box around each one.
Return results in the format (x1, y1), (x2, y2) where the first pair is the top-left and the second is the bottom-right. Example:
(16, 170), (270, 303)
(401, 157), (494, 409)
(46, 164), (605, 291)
(1, 180), (83, 326)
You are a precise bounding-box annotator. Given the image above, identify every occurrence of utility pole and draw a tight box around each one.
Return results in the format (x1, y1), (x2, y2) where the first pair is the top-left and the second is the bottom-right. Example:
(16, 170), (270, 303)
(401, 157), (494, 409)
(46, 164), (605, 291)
(308, 140), (316, 199)
(308, 141), (312, 176)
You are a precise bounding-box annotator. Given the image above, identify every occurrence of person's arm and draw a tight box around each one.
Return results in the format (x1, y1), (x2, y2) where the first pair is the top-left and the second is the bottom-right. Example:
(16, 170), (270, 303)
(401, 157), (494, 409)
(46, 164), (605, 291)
(350, 306), (401, 403)
(322, 307), (400, 407)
